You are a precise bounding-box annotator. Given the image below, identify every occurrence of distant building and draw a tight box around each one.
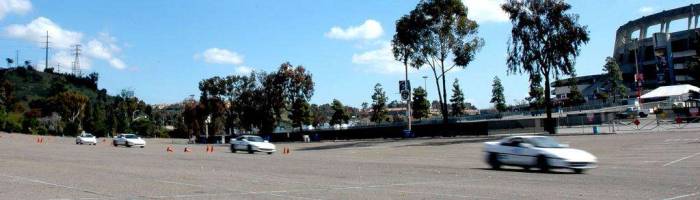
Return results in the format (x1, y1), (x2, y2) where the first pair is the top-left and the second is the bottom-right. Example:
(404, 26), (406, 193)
(553, 4), (700, 103)
(613, 4), (700, 90)
(552, 74), (607, 102)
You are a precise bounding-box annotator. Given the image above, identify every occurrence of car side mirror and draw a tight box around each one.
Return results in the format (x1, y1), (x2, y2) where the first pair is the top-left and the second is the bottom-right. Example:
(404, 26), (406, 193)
(559, 144), (570, 148)
(519, 143), (534, 148)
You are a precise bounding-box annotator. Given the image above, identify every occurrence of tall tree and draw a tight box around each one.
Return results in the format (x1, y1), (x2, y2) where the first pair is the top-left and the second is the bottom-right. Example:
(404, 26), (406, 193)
(290, 99), (312, 130)
(602, 57), (627, 102)
(275, 62), (315, 130)
(567, 74), (585, 106)
(450, 79), (466, 116)
(329, 99), (349, 126)
(393, 0), (483, 124)
(49, 91), (89, 131)
(370, 83), (388, 124)
(411, 87), (430, 119)
(490, 76), (507, 112)
(502, 0), (589, 134)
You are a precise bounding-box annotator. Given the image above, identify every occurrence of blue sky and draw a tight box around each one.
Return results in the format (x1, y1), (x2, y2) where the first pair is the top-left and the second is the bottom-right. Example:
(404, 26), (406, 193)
(0, 0), (698, 108)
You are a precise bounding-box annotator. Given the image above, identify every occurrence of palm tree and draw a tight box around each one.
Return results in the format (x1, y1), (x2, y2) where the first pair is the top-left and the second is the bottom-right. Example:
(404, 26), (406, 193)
(5, 58), (13, 68)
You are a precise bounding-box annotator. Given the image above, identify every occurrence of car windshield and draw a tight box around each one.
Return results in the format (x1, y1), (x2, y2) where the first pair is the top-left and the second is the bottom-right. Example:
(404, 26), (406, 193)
(124, 135), (138, 139)
(527, 137), (562, 148)
(247, 136), (264, 142)
(82, 134), (93, 137)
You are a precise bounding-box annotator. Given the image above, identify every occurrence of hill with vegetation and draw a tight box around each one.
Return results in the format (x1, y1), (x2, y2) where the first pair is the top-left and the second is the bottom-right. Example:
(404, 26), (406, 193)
(0, 66), (175, 137)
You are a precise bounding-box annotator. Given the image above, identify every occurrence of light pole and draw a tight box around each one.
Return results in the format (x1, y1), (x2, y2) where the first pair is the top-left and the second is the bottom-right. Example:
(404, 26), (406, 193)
(422, 76), (428, 90)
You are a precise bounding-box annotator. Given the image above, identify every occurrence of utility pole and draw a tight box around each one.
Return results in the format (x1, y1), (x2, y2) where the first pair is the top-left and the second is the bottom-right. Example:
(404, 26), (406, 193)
(15, 50), (19, 68)
(43, 31), (50, 70)
(72, 44), (82, 76)
(422, 76), (428, 90)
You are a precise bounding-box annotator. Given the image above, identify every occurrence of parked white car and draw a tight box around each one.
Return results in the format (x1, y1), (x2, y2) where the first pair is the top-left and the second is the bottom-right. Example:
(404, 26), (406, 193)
(483, 136), (597, 173)
(230, 135), (276, 154)
(76, 133), (97, 145)
(112, 134), (146, 148)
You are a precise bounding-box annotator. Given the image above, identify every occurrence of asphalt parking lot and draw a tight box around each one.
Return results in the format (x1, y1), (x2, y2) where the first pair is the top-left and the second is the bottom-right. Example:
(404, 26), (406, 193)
(0, 130), (698, 200)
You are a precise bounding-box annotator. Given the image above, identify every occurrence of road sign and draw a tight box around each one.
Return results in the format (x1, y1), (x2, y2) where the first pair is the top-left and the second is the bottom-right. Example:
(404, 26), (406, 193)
(399, 80), (411, 101)
(401, 90), (410, 101)
(399, 80), (411, 92)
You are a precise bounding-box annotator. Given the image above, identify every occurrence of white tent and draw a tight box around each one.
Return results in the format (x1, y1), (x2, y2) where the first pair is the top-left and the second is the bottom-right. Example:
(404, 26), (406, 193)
(640, 84), (700, 99)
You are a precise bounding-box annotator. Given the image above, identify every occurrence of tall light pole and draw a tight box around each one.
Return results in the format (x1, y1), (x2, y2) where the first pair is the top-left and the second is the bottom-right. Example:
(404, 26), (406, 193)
(422, 76), (428, 90)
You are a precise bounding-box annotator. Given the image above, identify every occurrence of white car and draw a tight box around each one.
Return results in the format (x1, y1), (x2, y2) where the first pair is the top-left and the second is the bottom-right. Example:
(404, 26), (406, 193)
(483, 136), (597, 173)
(76, 133), (97, 145)
(112, 134), (146, 148)
(230, 135), (276, 154)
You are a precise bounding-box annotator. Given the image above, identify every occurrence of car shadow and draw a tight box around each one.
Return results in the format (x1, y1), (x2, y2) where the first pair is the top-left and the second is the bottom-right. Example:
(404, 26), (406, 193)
(471, 167), (581, 175)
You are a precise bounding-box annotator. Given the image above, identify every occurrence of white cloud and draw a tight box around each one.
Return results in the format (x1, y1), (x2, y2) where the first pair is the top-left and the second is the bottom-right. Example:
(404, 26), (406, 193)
(352, 42), (407, 74)
(235, 66), (253, 74)
(0, 0), (31, 20)
(85, 33), (126, 69)
(462, 0), (509, 23)
(195, 48), (244, 65)
(5, 18), (129, 70)
(638, 6), (655, 15)
(325, 19), (383, 40)
(5, 17), (82, 49)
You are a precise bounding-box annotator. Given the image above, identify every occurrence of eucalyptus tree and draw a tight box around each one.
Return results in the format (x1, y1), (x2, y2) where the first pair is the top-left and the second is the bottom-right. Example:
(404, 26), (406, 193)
(393, 0), (483, 124)
(502, 0), (589, 134)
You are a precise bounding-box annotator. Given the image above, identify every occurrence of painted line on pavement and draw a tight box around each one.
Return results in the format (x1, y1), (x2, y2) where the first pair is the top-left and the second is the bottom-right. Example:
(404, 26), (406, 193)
(663, 152), (700, 167)
(662, 192), (699, 200)
(0, 173), (112, 198)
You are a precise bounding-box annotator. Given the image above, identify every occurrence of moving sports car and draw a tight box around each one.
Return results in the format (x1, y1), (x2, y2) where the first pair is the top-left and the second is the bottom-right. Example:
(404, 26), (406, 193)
(113, 134), (146, 148)
(230, 135), (276, 154)
(76, 133), (97, 145)
(483, 136), (597, 173)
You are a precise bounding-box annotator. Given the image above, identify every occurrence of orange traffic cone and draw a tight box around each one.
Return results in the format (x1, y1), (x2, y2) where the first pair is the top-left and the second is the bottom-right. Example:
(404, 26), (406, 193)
(184, 147), (192, 152)
(209, 145), (215, 153)
(166, 146), (174, 152)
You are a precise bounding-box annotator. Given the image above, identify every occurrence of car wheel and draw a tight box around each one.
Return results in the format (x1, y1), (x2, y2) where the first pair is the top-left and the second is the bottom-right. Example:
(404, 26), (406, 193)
(488, 153), (501, 169)
(267, 152), (273, 155)
(140, 146), (144, 148)
(113, 141), (118, 147)
(522, 166), (531, 171)
(125, 142), (132, 148)
(247, 145), (254, 154)
(230, 144), (237, 153)
(537, 155), (550, 172)
(572, 168), (584, 174)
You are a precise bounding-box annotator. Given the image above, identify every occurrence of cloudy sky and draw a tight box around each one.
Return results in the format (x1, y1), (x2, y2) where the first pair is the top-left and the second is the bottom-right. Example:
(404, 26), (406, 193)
(0, 0), (697, 108)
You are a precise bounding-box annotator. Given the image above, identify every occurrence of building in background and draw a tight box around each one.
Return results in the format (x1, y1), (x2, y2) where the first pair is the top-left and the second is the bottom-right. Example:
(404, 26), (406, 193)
(613, 4), (700, 93)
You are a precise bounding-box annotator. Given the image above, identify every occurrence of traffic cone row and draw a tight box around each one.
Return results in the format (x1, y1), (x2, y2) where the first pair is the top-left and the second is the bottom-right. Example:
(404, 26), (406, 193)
(36, 137), (44, 144)
(282, 147), (291, 155)
(206, 145), (215, 153)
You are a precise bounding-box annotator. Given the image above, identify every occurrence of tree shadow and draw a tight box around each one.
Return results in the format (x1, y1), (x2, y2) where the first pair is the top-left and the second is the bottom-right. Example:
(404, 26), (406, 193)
(397, 137), (502, 147)
(296, 139), (403, 151)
